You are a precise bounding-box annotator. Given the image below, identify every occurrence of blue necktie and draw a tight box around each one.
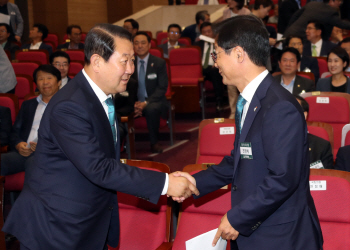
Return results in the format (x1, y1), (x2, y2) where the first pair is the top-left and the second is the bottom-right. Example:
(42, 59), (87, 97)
(105, 97), (117, 147)
(138, 60), (146, 102)
(235, 95), (247, 141)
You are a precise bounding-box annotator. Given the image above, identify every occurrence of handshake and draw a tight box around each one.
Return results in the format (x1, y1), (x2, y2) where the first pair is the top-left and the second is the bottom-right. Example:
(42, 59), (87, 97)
(166, 171), (199, 202)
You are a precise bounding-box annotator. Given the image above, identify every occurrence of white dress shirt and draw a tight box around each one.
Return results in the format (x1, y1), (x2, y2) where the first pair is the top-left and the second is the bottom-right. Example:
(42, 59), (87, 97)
(29, 41), (42, 50)
(311, 39), (323, 57)
(60, 76), (68, 89)
(201, 42), (214, 66)
(26, 94), (47, 145)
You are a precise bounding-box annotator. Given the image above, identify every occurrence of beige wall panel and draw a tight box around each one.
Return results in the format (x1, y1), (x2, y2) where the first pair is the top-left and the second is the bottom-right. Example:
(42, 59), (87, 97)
(131, 0), (168, 13)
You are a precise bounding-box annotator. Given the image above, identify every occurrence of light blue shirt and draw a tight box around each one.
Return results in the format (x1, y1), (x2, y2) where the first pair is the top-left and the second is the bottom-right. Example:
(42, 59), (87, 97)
(26, 95), (47, 145)
(281, 76), (296, 94)
(137, 53), (150, 99)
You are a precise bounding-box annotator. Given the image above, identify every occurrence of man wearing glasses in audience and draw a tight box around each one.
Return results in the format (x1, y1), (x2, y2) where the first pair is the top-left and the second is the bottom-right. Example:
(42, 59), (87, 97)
(50, 51), (71, 89)
(158, 23), (186, 59)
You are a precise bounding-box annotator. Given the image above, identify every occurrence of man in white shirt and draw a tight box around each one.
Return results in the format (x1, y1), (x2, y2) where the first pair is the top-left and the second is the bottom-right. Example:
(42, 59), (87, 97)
(158, 23), (186, 58)
(50, 50), (71, 89)
(20, 23), (53, 55)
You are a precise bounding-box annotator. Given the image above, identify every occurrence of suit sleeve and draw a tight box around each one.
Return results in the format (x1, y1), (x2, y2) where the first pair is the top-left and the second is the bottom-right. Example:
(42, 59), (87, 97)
(286, 7), (305, 30)
(147, 59), (168, 103)
(49, 100), (165, 204)
(13, 4), (23, 37)
(9, 103), (27, 150)
(329, 12), (350, 30)
(0, 107), (12, 147)
(334, 146), (350, 171)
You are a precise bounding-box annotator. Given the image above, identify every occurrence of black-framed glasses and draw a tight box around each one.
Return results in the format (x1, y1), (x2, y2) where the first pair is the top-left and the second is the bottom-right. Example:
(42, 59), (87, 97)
(211, 48), (234, 63)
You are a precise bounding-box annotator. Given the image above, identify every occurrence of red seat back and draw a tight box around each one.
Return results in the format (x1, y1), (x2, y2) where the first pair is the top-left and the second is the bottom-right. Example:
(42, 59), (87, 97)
(4, 172), (25, 191)
(44, 33), (58, 47)
(149, 48), (163, 58)
(151, 39), (157, 48)
(307, 126), (330, 141)
(64, 50), (85, 61)
(0, 94), (19, 124)
(178, 37), (191, 46)
(68, 61), (83, 76)
(15, 76), (33, 108)
(157, 32), (168, 45)
(317, 57), (328, 76)
(16, 50), (48, 65)
(12, 62), (39, 82)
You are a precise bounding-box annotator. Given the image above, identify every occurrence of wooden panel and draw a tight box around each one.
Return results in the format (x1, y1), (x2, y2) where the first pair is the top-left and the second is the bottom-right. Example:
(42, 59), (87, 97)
(132, 0), (168, 13)
(108, 0), (133, 23)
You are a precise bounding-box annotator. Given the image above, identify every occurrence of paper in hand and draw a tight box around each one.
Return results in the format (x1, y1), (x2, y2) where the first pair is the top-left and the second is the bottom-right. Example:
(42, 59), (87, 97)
(186, 228), (227, 250)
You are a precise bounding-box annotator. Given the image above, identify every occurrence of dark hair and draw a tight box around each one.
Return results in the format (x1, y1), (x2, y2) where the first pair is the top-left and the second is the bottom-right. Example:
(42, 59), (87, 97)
(124, 19), (139, 30)
(195, 10), (209, 25)
(33, 23), (49, 40)
(67, 25), (82, 35)
(84, 23), (132, 65)
(216, 15), (270, 67)
(284, 35), (303, 48)
(294, 95), (309, 113)
(167, 24), (182, 34)
(33, 64), (62, 84)
(200, 22), (212, 32)
(50, 51), (71, 64)
(339, 37), (350, 46)
(225, 0), (245, 9)
(307, 20), (324, 33)
(279, 47), (301, 63)
(327, 46), (350, 71)
(133, 31), (151, 43)
(0, 23), (11, 34)
(253, 0), (274, 10)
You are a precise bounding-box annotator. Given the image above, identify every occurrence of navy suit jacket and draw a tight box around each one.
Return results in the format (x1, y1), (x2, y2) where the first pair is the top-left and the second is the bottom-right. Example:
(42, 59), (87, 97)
(21, 42), (53, 55)
(302, 40), (336, 57)
(193, 73), (323, 249)
(3, 71), (166, 250)
(334, 145), (350, 171)
(0, 105), (12, 147)
(300, 56), (320, 82)
(181, 23), (197, 44)
(316, 77), (350, 94)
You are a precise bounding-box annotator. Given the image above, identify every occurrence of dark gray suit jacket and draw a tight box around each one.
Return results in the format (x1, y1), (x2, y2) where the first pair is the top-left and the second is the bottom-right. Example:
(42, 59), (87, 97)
(302, 40), (336, 57)
(273, 74), (315, 95)
(316, 77), (350, 94)
(21, 42), (53, 55)
(158, 42), (186, 59)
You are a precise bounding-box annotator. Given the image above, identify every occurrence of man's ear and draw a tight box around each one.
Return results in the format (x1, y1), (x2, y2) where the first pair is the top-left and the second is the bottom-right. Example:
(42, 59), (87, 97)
(90, 54), (102, 73)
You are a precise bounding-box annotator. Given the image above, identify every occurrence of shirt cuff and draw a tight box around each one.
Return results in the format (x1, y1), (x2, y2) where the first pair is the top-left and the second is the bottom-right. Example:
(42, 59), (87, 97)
(161, 173), (169, 195)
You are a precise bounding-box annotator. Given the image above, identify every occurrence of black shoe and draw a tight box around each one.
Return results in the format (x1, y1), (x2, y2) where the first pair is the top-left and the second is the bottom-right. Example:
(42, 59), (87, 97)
(5, 234), (17, 242)
(151, 143), (163, 153)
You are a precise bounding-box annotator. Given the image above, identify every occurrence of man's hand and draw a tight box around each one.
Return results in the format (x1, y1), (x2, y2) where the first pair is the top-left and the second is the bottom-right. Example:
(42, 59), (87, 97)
(15, 35), (21, 42)
(29, 142), (37, 152)
(134, 101), (147, 117)
(212, 213), (239, 246)
(167, 173), (199, 201)
(15, 142), (33, 157)
(170, 171), (197, 202)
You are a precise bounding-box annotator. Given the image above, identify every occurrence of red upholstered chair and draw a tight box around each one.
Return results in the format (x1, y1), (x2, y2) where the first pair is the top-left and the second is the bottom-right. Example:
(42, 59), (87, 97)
(108, 159), (172, 250)
(68, 61), (84, 77)
(301, 92), (350, 158)
(0, 94), (19, 125)
(44, 33), (58, 48)
(15, 49), (49, 65)
(307, 121), (333, 147)
(185, 0), (198, 4)
(149, 47), (164, 59)
(178, 37), (191, 46)
(62, 49), (85, 61)
(297, 71), (315, 82)
(151, 39), (158, 48)
(310, 169), (350, 250)
(341, 124), (350, 147)
(157, 31), (168, 45)
(169, 46), (204, 117)
(4, 172), (25, 192)
(12, 62), (40, 84)
(171, 164), (231, 250)
(15, 75), (34, 108)
(196, 118), (235, 164)
(316, 57), (328, 76)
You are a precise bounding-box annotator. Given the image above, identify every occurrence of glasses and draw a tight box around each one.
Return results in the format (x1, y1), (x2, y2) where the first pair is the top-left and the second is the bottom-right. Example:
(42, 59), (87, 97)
(53, 63), (69, 68)
(211, 48), (233, 63)
(169, 31), (179, 35)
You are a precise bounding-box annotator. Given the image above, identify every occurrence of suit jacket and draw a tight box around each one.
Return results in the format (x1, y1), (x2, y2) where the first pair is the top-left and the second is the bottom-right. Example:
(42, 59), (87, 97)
(300, 55), (320, 82)
(302, 40), (336, 57)
(2, 71), (166, 250)
(21, 42), (53, 55)
(114, 77), (138, 117)
(3, 40), (20, 60)
(273, 74), (314, 95)
(181, 23), (198, 44)
(316, 77), (350, 94)
(334, 145), (350, 172)
(284, 2), (350, 40)
(5, 2), (23, 37)
(278, 0), (300, 34)
(193, 73), (323, 249)
(9, 98), (38, 151)
(57, 42), (85, 50)
(158, 42), (186, 59)
(308, 133), (333, 169)
(0, 105), (12, 147)
(131, 54), (168, 104)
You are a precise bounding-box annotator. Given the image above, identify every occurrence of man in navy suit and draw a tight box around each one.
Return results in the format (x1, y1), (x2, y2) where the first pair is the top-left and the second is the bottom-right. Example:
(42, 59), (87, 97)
(3, 24), (198, 250)
(181, 10), (210, 44)
(176, 15), (323, 250)
(21, 23), (52, 55)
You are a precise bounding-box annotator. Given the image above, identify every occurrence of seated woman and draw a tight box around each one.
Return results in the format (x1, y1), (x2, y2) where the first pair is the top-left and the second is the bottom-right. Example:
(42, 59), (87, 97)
(316, 47), (350, 94)
(223, 0), (251, 19)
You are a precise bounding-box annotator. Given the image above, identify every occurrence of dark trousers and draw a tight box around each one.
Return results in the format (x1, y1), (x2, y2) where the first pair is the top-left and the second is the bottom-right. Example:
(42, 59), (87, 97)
(1, 151), (33, 176)
(202, 66), (224, 101)
(168, 0), (181, 4)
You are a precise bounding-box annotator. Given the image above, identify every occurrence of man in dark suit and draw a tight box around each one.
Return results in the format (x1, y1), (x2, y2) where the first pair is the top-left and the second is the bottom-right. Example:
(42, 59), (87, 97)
(21, 23), (52, 55)
(334, 145), (350, 171)
(181, 10), (210, 44)
(277, 0), (300, 34)
(175, 15), (323, 250)
(0, 0), (23, 42)
(158, 23), (186, 59)
(274, 47), (314, 95)
(123, 19), (139, 37)
(0, 65), (61, 176)
(0, 23), (19, 60)
(50, 50), (71, 89)
(0, 105), (12, 147)
(2, 24), (198, 250)
(132, 31), (169, 153)
(303, 20), (336, 57)
(57, 25), (84, 50)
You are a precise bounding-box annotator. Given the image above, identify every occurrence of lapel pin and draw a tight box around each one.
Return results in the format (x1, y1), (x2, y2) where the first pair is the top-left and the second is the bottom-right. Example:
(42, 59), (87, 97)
(151, 63), (154, 67)
(254, 106), (257, 112)
(297, 85), (300, 87)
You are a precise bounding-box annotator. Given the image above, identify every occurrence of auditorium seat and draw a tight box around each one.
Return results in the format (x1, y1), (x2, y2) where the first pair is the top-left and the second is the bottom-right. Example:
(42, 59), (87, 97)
(157, 31), (168, 45)
(15, 49), (49, 65)
(0, 94), (19, 125)
(61, 49), (84, 61)
(316, 57), (328, 77)
(15, 75), (34, 108)
(68, 61), (84, 77)
(149, 47), (164, 59)
(12, 62), (40, 84)
(44, 33), (59, 48)
(307, 121), (334, 151)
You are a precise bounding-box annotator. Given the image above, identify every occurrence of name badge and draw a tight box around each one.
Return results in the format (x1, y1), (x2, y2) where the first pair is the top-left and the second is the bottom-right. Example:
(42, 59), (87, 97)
(220, 127), (234, 135)
(147, 73), (157, 80)
(309, 180), (327, 190)
(316, 97), (329, 104)
(310, 160), (324, 169)
(240, 142), (253, 159)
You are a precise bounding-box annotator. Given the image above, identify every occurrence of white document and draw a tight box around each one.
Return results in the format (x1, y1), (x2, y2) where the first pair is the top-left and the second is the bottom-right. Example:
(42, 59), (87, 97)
(0, 13), (10, 25)
(199, 35), (215, 44)
(186, 228), (227, 250)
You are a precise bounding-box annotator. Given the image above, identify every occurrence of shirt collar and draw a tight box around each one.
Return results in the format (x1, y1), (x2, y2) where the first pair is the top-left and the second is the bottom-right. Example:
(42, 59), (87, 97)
(241, 69), (269, 103)
(31, 41), (42, 47)
(168, 41), (179, 47)
(36, 94), (48, 106)
(137, 53), (150, 64)
(280, 75), (296, 85)
(313, 38), (322, 48)
(82, 69), (111, 104)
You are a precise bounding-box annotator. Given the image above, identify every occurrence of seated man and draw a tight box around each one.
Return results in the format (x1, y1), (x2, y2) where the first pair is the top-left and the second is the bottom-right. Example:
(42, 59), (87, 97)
(132, 31), (168, 153)
(303, 20), (336, 57)
(274, 47), (314, 95)
(285, 35), (320, 82)
(340, 37), (350, 72)
(50, 50), (71, 89)
(21, 23), (53, 55)
(57, 25), (84, 50)
(158, 23), (186, 59)
(194, 22), (226, 110)
(0, 65), (61, 176)
(295, 95), (334, 169)
(181, 10), (210, 44)
(0, 23), (19, 60)
(123, 19), (139, 37)
(0, 105), (12, 147)
(334, 145), (350, 171)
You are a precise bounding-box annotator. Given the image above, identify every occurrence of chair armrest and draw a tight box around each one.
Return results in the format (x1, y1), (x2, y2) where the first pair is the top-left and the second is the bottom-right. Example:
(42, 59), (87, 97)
(121, 112), (134, 123)
(0, 146), (8, 153)
(198, 77), (204, 83)
(156, 242), (173, 250)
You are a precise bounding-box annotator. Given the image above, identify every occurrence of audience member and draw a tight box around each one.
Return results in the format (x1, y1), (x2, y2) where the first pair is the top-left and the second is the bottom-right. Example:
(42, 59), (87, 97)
(50, 51), (71, 89)
(330, 26), (343, 44)
(0, 64), (61, 176)
(223, 0), (250, 19)
(123, 19), (139, 37)
(0, 22), (19, 60)
(131, 31), (168, 153)
(284, 0), (350, 40)
(158, 23), (186, 58)
(268, 4), (278, 23)
(340, 37), (350, 72)
(275, 47), (314, 94)
(194, 22), (226, 110)
(0, 105), (12, 147)
(0, 0), (23, 42)
(21, 23), (53, 55)
(285, 35), (320, 82)
(334, 145), (350, 171)
(0, 45), (16, 93)
(303, 20), (336, 57)
(277, 0), (300, 35)
(316, 46), (350, 93)
(181, 10), (210, 44)
(57, 25), (84, 50)
(197, 0), (219, 4)
(295, 95), (334, 169)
